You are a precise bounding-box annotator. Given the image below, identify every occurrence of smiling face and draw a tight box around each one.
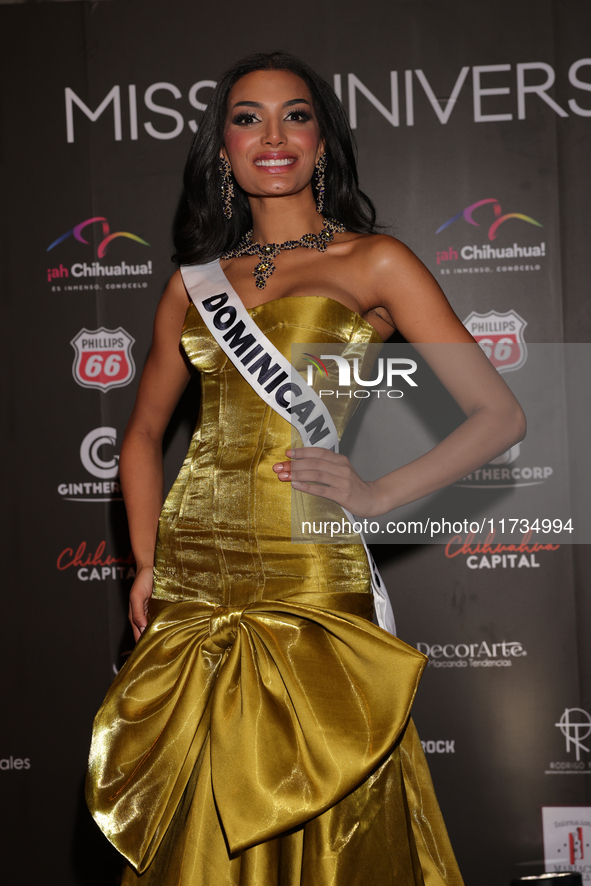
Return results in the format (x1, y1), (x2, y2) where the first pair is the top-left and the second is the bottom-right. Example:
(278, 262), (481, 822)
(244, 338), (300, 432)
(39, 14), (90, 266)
(222, 69), (324, 200)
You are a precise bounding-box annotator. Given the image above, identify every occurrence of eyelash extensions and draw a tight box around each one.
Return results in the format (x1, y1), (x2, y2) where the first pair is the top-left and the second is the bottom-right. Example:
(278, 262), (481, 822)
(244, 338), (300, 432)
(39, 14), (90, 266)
(231, 108), (313, 126)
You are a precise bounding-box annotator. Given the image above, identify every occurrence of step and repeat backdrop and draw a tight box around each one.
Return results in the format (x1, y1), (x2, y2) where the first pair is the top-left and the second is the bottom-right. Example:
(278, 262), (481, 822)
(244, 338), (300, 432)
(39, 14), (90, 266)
(1, 0), (590, 883)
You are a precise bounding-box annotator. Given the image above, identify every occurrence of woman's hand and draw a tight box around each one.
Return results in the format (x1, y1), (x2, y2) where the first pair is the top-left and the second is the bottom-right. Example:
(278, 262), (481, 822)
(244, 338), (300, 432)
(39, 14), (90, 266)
(128, 565), (154, 642)
(273, 448), (383, 517)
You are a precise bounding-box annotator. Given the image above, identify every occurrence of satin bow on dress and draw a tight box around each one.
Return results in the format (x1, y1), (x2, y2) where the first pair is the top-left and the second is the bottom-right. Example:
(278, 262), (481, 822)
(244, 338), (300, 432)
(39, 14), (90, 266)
(87, 594), (428, 872)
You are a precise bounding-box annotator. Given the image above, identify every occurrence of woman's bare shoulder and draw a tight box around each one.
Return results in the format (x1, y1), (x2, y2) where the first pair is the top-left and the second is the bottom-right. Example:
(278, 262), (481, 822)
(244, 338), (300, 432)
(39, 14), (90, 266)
(343, 233), (473, 342)
(163, 267), (190, 301)
(341, 233), (432, 302)
(153, 268), (191, 320)
(345, 232), (422, 272)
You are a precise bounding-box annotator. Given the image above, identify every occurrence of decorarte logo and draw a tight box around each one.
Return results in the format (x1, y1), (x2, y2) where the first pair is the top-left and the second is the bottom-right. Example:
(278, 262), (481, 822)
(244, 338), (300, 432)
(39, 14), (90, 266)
(416, 638), (528, 668)
(71, 327), (135, 391)
(435, 198), (546, 276)
(46, 215), (152, 291)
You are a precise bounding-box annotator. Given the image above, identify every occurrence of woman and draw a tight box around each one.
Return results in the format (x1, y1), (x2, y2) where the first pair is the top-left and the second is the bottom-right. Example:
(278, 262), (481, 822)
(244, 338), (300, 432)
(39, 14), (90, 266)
(86, 52), (525, 885)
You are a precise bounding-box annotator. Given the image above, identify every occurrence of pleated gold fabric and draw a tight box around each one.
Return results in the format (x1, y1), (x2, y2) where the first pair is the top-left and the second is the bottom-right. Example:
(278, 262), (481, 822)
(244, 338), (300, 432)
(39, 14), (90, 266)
(86, 294), (465, 885)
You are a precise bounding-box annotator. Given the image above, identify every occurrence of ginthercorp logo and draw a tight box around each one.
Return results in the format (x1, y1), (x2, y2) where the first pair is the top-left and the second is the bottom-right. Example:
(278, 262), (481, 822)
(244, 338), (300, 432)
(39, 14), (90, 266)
(416, 640), (527, 668)
(542, 807), (591, 880)
(58, 427), (122, 502)
(56, 540), (135, 582)
(545, 708), (591, 774)
(46, 216), (152, 292)
(308, 353), (418, 400)
(435, 198), (546, 277)
(464, 309), (527, 372)
(455, 439), (554, 491)
(71, 327), (135, 391)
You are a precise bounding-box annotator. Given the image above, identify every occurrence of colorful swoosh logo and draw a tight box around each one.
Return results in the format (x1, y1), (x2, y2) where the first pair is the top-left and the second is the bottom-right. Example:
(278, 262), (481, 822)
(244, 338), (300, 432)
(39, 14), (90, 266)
(47, 216), (149, 258)
(303, 354), (329, 376)
(436, 199), (543, 241)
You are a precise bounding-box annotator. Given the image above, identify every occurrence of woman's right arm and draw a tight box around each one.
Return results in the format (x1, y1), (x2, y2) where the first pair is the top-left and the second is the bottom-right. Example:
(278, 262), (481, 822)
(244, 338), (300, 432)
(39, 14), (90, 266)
(120, 270), (192, 641)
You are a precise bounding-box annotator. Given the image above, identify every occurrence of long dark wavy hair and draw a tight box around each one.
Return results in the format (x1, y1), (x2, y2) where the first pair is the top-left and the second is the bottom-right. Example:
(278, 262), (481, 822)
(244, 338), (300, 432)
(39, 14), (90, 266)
(173, 51), (378, 265)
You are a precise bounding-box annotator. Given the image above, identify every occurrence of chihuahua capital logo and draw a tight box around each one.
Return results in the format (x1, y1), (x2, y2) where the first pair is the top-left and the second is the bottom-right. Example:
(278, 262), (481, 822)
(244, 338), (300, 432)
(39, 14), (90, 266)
(47, 216), (149, 258)
(436, 198), (542, 240)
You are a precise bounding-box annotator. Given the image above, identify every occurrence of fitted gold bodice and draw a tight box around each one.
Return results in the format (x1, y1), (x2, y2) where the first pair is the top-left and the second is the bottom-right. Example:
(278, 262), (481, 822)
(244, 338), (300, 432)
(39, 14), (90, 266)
(88, 290), (465, 886)
(153, 295), (382, 608)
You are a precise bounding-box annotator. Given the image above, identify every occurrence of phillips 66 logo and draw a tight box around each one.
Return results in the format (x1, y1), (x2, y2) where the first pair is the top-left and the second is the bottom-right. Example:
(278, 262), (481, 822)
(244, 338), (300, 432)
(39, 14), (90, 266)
(71, 327), (135, 391)
(463, 309), (527, 372)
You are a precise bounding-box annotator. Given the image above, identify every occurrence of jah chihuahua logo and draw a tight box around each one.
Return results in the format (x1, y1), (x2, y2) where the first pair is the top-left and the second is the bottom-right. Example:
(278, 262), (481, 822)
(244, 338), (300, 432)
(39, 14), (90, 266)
(47, 216), (149, 258)
(435, 200), (545, 270)
(437, 198), (542, 240)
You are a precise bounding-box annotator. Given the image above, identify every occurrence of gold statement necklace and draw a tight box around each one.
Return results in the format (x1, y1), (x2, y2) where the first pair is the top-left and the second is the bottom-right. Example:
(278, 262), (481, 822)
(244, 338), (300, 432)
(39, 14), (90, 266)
(221, 216), (346, 290)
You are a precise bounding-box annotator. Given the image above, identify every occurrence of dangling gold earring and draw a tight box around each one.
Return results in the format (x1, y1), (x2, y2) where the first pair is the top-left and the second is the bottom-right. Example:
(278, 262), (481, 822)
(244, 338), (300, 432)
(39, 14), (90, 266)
(314, 153), (327, 215)
(219, 157), (234, 220)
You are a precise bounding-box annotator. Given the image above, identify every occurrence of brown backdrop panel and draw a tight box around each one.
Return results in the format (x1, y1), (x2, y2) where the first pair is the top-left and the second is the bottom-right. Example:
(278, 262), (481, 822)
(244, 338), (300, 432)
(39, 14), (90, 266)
(1, 1), (590, 883)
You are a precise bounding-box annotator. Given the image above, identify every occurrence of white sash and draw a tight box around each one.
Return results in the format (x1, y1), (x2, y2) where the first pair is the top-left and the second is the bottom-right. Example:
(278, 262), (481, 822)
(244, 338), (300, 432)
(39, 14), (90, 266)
(180, 260), (396, 635)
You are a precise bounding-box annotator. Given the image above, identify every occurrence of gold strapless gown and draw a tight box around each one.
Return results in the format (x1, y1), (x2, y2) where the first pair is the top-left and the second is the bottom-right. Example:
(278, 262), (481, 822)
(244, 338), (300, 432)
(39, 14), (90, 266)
(86, 296), (464, 885)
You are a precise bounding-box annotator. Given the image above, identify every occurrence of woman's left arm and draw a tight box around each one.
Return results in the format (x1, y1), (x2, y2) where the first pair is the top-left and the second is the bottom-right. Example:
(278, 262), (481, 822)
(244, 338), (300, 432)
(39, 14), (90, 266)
(275, 237), (526, 517)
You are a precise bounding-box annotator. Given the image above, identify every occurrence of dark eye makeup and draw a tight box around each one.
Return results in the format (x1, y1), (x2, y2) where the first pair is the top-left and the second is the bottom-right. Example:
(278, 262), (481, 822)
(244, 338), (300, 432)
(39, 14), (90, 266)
(231, 112), (261, 125)
(231, 107), (314, 126)
(285, 108), (313, 122)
